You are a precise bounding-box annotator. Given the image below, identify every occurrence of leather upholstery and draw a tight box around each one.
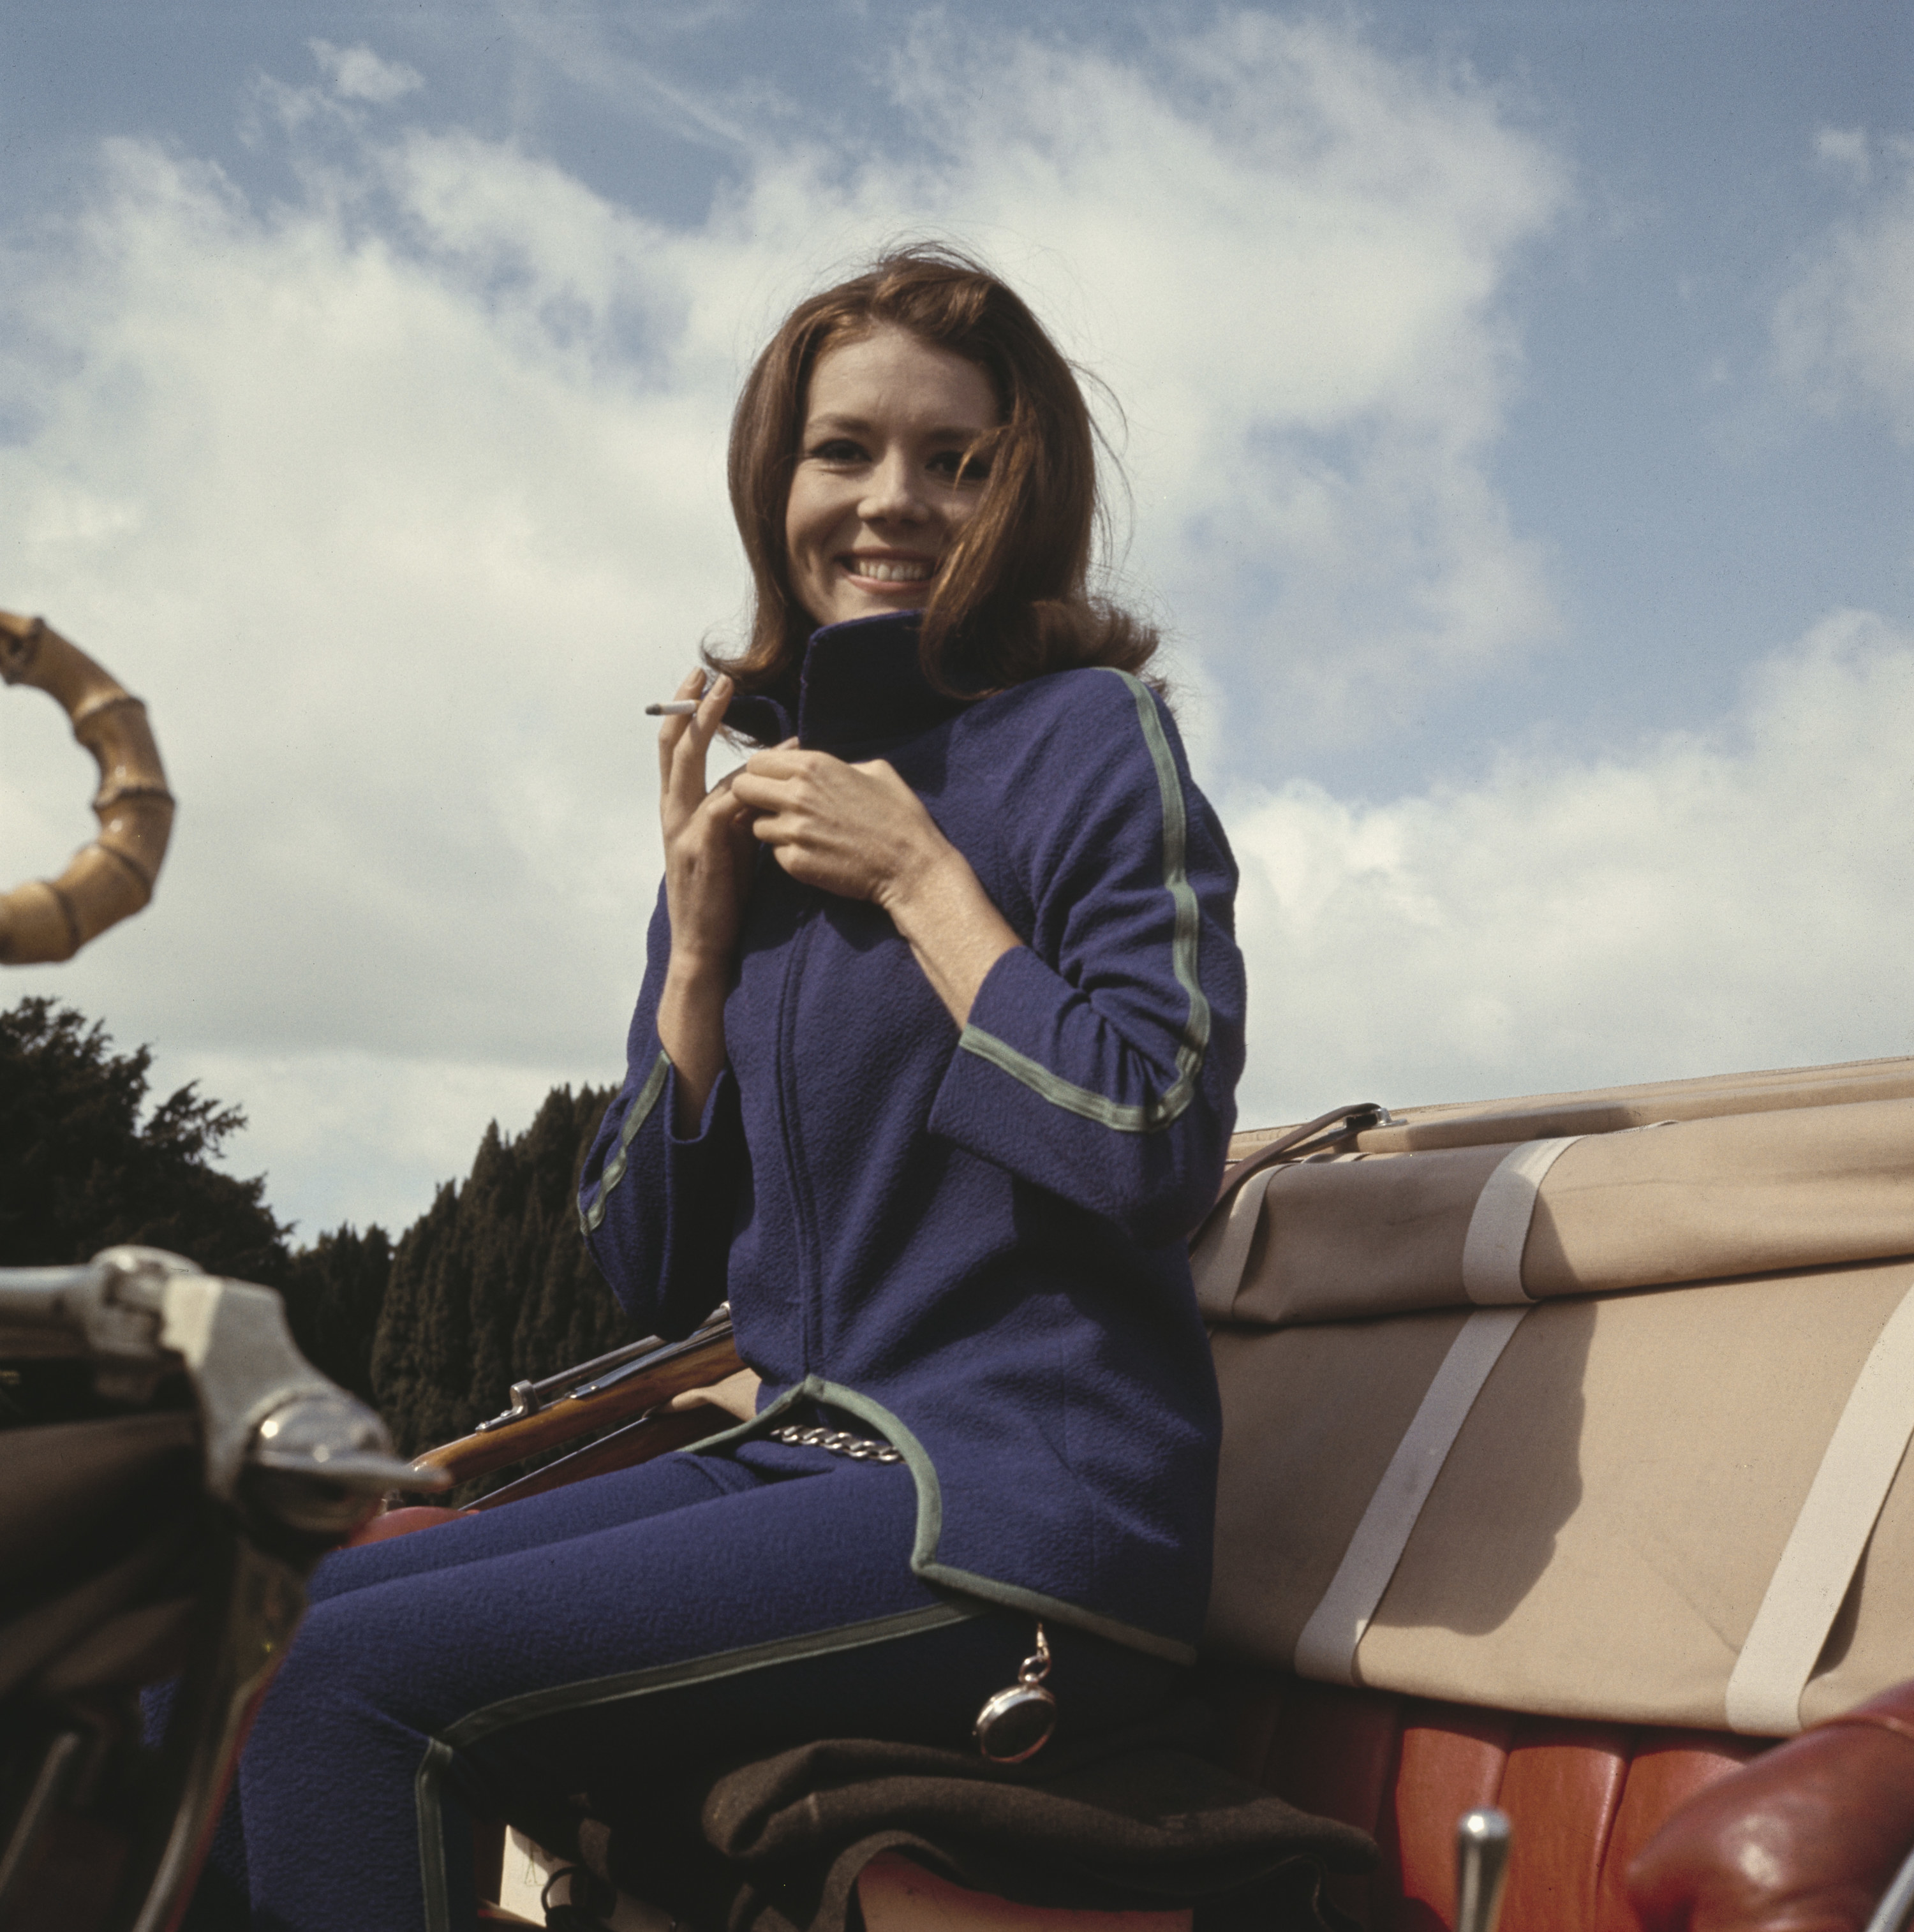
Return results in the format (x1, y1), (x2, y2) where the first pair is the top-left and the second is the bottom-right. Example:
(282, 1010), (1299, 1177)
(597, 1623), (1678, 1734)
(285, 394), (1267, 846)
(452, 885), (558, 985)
(1203, 1666), (1769, 1931)
(345, 1503), (472, 1545)
(1592, 1734), (1772, 1932)
(1494, 1723), (1632, 1928)
(1379, 1706), (1513, 1929)
(1626, 1679), (1914, 1932)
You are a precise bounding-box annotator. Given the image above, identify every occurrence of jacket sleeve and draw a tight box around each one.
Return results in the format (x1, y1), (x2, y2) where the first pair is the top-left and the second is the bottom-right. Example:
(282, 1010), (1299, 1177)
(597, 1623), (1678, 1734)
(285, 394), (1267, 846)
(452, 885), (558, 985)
(578, 885), (744, 1336)
(926, 668), (1247, 1248)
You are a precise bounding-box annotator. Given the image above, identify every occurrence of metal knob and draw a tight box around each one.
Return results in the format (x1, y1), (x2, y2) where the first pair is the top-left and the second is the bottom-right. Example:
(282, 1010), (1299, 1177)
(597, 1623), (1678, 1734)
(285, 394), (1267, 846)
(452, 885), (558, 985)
(1455, 1807), (1511, 1932)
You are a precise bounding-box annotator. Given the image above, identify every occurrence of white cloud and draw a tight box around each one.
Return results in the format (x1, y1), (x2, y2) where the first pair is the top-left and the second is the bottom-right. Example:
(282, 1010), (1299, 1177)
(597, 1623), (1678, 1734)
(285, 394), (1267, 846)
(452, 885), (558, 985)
(1228, 610), (1914, 1127)
(1774, 142), (1914, 443)
(1814, 126), (1871, 188)
(182, 1050), (586, 1238)
(0, 134), (738, 1178)
(0, 16), (1571, 1230)
(309, 41), (425, 107)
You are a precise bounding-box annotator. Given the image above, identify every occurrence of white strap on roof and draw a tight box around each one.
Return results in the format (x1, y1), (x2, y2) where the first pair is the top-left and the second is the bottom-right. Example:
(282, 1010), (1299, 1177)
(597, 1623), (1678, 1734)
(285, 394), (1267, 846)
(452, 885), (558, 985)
(1191, 1165), (1279, 1322)
(1460, 1136), (1583, 1304)
(1725, 1280), (1914, 1735)
(1293, 1306), (1530, 1685)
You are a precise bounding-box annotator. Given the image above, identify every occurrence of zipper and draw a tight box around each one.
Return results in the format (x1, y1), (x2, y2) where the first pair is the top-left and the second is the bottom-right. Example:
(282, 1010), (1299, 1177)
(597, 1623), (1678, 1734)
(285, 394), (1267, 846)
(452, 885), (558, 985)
(772, 896), (827, 1373)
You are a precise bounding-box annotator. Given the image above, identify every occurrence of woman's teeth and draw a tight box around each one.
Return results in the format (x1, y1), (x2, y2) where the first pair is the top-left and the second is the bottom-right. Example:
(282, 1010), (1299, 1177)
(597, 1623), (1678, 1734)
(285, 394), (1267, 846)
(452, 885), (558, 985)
(849, 559), (933, 584)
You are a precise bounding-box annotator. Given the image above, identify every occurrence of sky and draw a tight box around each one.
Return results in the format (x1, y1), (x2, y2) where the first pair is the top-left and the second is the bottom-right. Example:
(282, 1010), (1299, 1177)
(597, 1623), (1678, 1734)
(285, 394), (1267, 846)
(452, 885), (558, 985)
(0, 1), (1909, 1241)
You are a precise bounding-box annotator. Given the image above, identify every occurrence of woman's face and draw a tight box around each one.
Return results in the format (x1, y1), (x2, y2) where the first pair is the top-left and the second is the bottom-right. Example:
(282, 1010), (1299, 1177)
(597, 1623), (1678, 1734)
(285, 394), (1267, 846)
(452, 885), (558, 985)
(784, 323), (1000, 631)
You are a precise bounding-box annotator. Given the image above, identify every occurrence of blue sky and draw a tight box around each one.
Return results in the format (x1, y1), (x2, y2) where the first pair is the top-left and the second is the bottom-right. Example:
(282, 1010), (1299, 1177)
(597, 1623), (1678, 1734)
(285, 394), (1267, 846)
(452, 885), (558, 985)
(1, 2), (1909, 1237)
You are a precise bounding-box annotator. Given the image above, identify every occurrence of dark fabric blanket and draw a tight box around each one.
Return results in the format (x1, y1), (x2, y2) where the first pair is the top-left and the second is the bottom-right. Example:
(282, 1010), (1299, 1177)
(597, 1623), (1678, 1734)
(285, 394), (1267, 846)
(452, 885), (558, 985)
(527, 1702), (1376, 1932)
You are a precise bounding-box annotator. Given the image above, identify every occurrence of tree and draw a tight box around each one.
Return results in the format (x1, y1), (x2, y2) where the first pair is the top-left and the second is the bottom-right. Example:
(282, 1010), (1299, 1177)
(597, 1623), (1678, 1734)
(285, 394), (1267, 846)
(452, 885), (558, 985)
(369, 1084), (632, 1460)
(278, 1223), (392, 1408)
(0, 997), (394, 1413)
(2, 997), (633, 1469)
(0, 997), (291, 1280)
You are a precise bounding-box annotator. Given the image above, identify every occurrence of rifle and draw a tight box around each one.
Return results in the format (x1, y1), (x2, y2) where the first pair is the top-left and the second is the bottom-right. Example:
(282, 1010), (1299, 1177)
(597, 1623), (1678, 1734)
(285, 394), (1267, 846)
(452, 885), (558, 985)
(412, 1306), (741, 1503)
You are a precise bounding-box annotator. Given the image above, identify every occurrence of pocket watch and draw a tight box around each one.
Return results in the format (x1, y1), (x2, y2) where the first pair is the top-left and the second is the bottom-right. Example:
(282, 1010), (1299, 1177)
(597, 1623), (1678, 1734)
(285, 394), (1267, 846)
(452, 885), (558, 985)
(974, 1621), (1057, 1764)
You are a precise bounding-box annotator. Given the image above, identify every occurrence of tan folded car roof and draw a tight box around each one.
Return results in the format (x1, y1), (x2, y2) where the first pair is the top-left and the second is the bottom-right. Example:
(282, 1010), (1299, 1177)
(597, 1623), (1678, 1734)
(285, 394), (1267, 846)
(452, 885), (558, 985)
(1206, 1054), (1914, 1737)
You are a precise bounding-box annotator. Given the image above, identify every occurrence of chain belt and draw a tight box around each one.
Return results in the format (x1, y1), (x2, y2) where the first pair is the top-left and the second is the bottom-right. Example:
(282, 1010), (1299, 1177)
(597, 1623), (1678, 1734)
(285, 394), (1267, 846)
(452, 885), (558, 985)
(766, 1424), (903, 1463)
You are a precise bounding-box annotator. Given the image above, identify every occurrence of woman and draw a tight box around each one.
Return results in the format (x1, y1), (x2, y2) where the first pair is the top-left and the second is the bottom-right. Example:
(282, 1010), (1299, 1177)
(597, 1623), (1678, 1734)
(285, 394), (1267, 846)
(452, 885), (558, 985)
(198, 248), (1245, 1932)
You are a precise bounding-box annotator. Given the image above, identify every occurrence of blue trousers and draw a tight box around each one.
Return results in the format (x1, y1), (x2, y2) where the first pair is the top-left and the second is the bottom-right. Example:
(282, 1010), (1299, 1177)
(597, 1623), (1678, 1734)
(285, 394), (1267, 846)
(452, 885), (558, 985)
(188, 1436), (1182, 1931)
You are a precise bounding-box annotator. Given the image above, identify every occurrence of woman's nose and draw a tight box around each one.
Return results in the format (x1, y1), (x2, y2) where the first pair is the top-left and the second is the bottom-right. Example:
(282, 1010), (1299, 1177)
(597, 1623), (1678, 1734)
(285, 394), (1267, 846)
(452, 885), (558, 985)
(858, 450), (926, 524)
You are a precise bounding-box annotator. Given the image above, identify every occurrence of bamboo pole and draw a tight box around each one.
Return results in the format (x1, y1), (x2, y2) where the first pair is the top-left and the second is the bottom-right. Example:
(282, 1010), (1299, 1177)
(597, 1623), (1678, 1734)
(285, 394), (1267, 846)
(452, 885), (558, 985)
(0, 611), (175, 964)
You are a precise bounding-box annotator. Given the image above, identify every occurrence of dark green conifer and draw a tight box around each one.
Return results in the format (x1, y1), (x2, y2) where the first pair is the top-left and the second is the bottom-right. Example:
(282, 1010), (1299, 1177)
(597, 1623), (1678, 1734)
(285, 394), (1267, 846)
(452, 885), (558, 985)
(278, 1223), (392, 1407)
(4, 997), (633, 1472)
(368, 1088), (625, 1459)
(0, 997), (290, 1280)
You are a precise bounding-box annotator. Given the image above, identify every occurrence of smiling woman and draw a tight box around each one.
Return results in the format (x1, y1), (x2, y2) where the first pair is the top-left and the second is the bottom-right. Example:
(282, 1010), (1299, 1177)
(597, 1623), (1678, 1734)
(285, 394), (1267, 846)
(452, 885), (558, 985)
(782, 327), (999, 631)
(717, 246), (1159, 698)
(175, 249), (1268, 1932)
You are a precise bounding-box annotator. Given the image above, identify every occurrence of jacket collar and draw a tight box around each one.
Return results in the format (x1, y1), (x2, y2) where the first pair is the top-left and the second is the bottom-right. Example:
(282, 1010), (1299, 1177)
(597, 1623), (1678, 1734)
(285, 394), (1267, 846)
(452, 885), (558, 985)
(722, 612), (973, 754)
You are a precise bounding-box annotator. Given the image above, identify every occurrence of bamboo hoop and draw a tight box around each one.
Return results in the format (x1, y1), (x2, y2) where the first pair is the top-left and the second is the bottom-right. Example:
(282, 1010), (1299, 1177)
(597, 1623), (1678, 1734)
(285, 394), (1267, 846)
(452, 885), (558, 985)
(0, 610), (175, 964)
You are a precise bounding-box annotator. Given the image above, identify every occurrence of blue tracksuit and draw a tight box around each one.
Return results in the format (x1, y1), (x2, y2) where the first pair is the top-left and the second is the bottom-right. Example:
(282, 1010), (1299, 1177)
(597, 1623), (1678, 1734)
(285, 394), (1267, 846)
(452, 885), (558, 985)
(581, 610), (1247, 1660)
(187, 612), (1244, 1932)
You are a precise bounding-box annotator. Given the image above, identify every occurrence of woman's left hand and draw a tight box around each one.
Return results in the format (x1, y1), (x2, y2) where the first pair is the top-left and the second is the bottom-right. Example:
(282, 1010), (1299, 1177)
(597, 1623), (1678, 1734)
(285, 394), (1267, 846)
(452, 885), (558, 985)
(668, 1367), (762, 1424)
(729, 748), (944, 908)
(730, 748), (1022, 1026)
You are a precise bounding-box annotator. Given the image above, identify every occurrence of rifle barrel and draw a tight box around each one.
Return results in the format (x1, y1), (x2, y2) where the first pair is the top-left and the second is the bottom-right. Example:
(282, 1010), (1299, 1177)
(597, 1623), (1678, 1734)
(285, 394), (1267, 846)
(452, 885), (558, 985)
(415, 1319), (741, 1491)
(471, 1304), (731, 1432)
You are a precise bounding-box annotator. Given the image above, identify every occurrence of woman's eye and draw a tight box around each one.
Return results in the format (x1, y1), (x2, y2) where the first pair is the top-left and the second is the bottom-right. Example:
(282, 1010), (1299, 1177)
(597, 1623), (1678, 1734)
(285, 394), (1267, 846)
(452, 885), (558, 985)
(809, 439), (866, 463)
(931, 450), (991, 483)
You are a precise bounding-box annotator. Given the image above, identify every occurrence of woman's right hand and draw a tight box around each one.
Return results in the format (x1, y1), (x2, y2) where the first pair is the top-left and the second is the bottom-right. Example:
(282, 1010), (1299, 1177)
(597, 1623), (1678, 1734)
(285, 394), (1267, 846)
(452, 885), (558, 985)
(658, 668), (755, 967)
(656, 668), (755, 1127)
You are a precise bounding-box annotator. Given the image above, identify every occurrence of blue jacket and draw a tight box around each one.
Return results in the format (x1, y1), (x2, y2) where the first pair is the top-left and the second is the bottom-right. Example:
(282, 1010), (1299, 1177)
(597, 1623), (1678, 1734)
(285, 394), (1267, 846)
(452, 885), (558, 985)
(579, 612), (1246, 1662)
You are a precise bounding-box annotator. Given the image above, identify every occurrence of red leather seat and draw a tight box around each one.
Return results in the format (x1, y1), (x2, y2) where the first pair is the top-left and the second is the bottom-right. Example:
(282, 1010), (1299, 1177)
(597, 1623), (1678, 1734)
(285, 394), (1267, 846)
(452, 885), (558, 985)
(1628, 1679), (1914, 1932)
(345, 1503), (474, 1545)
(1203, 1666), (1769, 1931)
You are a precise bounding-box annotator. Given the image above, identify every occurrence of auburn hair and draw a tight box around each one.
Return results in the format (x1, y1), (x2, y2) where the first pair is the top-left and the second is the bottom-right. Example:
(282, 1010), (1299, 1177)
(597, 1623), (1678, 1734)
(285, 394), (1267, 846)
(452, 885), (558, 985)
(709, 244), (1159, 713)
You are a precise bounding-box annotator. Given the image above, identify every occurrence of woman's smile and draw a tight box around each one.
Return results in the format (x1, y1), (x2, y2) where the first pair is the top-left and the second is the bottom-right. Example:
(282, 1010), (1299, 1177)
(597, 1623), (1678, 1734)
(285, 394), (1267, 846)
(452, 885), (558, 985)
(845, 554), (937, 585)
(785, 323), (1000, 630)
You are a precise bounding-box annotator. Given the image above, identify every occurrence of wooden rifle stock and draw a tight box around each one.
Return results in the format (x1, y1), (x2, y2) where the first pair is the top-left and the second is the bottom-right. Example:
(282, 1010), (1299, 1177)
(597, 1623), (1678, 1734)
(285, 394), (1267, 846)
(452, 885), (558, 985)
(470, 1404), (728, 1509)
(413, 1321), (742, 1491)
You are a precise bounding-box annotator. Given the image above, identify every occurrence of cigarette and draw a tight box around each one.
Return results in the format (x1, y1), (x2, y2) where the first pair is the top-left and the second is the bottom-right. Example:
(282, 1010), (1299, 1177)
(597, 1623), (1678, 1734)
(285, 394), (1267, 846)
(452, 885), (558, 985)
(644, 700), (702, 716)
